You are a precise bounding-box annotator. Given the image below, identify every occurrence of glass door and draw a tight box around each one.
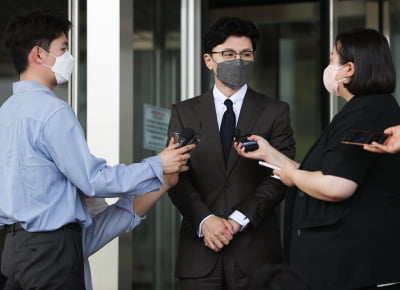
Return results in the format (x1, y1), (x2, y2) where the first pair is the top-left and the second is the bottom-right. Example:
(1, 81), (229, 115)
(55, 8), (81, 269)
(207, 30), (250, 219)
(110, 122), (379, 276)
(128, 0), (181, 289)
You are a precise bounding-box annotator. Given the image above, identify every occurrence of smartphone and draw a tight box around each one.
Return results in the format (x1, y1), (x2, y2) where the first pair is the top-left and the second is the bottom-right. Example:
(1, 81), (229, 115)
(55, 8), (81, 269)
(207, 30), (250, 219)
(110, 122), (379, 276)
(234, 134), (259, 152)
(341, 129), (388, 146)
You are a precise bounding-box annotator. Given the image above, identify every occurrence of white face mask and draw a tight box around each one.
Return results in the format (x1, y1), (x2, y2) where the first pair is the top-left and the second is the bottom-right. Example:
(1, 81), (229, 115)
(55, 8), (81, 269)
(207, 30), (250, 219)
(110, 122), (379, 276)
(42, 50), (74, 84)
(323, 64), (347, 96)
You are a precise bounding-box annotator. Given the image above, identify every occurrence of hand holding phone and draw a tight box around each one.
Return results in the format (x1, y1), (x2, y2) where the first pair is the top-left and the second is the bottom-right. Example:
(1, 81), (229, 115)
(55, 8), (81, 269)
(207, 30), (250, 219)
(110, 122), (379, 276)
(234, 134), (259, 152)
(341, 129), (388, 146)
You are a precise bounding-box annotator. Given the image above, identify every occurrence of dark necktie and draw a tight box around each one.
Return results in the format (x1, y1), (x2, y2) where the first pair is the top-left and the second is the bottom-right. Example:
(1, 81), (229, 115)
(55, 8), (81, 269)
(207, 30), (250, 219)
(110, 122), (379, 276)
(220, 99), (236, 166)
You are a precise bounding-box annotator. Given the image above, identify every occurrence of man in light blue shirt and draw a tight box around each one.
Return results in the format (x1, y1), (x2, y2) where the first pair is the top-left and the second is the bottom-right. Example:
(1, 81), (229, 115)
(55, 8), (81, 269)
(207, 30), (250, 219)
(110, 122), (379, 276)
(0, 9), (194, 289)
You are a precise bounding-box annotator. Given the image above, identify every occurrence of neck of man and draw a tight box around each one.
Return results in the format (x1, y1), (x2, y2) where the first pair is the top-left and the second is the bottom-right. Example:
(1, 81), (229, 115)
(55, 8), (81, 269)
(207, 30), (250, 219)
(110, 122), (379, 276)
(20, 68), (56, 91)
(215, 78), (241, 98)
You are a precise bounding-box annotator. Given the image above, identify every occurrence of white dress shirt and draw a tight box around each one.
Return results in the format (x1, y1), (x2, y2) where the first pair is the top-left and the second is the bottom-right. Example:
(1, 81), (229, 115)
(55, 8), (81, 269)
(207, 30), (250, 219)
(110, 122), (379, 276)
(198, 85), (250, 237)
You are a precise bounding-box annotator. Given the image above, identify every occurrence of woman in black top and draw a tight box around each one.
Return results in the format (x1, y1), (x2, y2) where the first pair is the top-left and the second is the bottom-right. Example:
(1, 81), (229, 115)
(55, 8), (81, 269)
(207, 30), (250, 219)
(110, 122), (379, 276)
(234, 28), (400, 290)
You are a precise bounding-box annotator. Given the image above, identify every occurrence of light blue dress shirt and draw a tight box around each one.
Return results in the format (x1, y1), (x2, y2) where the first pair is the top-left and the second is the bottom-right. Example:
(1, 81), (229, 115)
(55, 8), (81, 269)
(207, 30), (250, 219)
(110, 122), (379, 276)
(0, 80), (163, 231)
(82, 197), (144, 290)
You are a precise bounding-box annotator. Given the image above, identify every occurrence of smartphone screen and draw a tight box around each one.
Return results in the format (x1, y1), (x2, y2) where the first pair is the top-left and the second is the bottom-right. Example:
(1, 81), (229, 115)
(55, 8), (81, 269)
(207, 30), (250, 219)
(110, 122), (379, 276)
(341, 129), (388, 146)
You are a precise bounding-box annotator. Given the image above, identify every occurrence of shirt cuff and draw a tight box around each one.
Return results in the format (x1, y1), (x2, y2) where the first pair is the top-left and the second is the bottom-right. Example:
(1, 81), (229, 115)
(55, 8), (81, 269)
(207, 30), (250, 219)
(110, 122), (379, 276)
(197, 214), (214, 237)
(119, 197), (146, 231)
(142, 155), (164, 185)
(229, 210), (250, 232)
(115, 196), (134, 213)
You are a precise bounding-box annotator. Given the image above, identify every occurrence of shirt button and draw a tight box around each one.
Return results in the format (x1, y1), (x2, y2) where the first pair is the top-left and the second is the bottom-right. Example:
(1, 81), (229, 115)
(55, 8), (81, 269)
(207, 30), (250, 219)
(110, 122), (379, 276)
(299, 191), (305, 197)
(297, 229), (301, 237)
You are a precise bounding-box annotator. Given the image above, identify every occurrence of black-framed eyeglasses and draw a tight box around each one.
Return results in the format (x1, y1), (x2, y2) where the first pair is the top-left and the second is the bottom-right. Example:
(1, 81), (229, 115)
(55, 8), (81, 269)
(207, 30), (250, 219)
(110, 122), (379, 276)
(210, 50), (255, 61)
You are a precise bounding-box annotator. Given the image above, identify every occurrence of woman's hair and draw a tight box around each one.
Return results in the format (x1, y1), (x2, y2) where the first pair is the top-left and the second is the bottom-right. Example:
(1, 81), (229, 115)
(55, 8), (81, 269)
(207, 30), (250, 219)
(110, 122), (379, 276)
(335, 28), (396, 95)
(4, 9), (71, 74)
(203, 17), (259, 54)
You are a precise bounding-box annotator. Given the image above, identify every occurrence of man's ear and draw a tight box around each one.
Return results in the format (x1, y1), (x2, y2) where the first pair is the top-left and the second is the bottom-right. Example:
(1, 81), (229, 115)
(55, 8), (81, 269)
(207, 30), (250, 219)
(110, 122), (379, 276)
(203, 53), (214, 71)
(29, 46), (45, 64)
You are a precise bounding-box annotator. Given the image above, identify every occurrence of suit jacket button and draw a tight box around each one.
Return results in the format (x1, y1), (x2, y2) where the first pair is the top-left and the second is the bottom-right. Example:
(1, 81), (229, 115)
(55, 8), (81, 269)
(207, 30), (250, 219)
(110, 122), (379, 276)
(297, 229), (301, 237)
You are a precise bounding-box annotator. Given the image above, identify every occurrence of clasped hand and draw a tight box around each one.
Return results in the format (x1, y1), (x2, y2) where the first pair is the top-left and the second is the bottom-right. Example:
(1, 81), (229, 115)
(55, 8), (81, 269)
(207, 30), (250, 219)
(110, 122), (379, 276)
(201, 216), (241, 252)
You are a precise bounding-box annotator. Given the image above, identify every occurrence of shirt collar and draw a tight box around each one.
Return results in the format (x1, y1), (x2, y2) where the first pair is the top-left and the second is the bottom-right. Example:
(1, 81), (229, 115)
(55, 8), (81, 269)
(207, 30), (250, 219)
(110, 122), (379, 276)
(213, 84), (247, 105)
(13, 80), (54, 95)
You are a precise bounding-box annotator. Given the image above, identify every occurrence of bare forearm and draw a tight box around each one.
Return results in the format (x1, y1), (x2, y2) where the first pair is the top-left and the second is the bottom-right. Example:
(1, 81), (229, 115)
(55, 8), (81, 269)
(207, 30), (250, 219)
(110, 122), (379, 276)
(291, 170), (357, 202)
(133, 185), (168, 217)
(267, 145), (298, 169)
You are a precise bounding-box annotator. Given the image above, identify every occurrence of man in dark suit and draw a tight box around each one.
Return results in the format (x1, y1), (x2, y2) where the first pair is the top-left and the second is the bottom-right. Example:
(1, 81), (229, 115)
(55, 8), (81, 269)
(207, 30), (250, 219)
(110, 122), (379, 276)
(167, 17), (295, 290)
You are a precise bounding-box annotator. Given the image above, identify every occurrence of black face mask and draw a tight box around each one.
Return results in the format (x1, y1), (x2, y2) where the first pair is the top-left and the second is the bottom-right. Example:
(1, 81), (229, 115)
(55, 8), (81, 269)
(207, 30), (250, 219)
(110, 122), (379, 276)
(216, 59), (254, 89)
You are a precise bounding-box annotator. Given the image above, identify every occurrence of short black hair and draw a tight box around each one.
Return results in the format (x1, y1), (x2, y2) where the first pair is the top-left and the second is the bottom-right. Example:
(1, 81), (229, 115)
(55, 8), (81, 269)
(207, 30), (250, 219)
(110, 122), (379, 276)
(335, 28), (396, 95)
(203, 17), (259, 54)
(4, 9), (71, 74)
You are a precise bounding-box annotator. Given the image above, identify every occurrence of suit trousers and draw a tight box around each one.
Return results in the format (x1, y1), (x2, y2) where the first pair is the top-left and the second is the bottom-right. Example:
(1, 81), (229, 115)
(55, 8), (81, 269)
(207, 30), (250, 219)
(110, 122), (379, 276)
(1, 223), (85, 290)
(178, 252), (248, 290)
(0, 272), (6, 289)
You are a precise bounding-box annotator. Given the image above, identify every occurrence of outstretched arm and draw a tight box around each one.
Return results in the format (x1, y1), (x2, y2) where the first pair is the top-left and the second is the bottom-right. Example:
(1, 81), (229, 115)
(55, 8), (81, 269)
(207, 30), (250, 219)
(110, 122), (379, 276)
(273, 161), (357, 202)
(234, 135), (357, 202)
(134, 173), (179, 217)
(234, 134), (299, 168)
(83, 172), (183, 257)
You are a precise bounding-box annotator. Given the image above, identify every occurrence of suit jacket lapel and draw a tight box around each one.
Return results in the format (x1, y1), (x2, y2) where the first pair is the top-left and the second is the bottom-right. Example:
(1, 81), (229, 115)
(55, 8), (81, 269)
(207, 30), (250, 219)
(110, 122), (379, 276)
(226, 88), (265, 174)
(193, 90), (226, 172)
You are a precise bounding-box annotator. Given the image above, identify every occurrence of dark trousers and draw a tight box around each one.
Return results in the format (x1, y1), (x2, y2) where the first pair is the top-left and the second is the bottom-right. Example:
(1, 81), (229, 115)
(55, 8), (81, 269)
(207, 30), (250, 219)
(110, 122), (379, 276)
(1, 223), (85, 290)
(178, 253), (248, 290)
(0, 272), (6, 290)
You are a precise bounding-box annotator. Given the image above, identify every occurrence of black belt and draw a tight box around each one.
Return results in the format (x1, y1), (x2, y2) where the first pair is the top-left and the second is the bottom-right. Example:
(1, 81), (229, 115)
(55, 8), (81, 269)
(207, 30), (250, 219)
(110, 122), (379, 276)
(4, 223), (23, 233)
(4, 222), (81, 234)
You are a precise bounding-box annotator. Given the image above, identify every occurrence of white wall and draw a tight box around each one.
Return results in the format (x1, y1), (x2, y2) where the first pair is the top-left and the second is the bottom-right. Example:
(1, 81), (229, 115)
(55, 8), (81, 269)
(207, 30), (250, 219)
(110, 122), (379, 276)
(87, 1), (120, 289)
